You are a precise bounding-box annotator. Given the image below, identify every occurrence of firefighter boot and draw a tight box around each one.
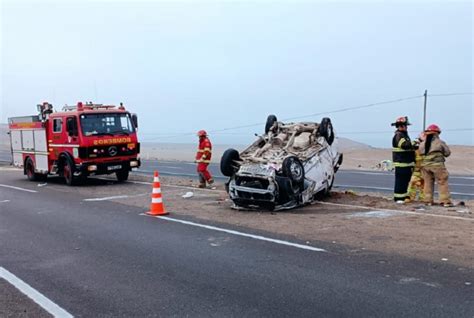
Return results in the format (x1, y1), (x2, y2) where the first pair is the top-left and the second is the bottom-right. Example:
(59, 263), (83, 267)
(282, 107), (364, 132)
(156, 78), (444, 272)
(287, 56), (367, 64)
(198, 172), (206, 188)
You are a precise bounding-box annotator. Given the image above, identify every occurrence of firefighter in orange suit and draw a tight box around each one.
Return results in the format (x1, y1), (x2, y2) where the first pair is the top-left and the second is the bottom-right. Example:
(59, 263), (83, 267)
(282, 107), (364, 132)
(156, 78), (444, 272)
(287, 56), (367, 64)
(195, 130), (214, 188)
(391, 116), (415, 202)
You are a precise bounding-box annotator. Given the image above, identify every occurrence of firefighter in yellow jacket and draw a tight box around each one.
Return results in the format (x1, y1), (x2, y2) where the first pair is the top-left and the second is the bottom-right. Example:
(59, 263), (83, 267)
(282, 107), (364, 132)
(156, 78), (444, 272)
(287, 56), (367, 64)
(406, 134), (425, 203)
(418, 124), (453, 207)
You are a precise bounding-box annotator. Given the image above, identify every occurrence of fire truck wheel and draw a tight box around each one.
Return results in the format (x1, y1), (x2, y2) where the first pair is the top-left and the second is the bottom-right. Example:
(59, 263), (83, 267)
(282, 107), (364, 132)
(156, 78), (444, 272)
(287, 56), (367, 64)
(62, 158), (77, 186)
(116, 170), (129, 182)
(25, 158), (36, 181)
(25, 158), (47, 182)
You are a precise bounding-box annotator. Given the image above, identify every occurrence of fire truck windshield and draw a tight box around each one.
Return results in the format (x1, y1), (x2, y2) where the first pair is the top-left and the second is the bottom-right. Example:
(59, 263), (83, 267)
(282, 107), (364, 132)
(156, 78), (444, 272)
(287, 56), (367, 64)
(80, 113), (135, 136)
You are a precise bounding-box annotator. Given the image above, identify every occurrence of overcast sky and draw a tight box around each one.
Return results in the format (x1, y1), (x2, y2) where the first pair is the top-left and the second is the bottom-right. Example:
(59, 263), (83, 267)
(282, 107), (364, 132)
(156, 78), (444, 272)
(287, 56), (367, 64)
(1, 0), (472, 147)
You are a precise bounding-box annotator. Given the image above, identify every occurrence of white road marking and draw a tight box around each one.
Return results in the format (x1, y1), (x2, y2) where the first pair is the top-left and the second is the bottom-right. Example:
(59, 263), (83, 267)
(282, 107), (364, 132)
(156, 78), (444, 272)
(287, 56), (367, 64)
(83, 193), (147, 201)
(142, 214), (327, 252)
(125, 180), (221, 193)
(152, 171), (197, 177)
(451, 176), (474, 180)
(344, 171), (392, 176)
(336, 184), (392, 191)
(336, 184), (474, 196)
(0, 167), (21, 171)
(315, 201), (474, 221)
(450, 192), (474, 196)
(0, 267), (73, 318)
(0, 200), (11, 203)
(0, 184), (37, 193)
(158, 166), (184, 170)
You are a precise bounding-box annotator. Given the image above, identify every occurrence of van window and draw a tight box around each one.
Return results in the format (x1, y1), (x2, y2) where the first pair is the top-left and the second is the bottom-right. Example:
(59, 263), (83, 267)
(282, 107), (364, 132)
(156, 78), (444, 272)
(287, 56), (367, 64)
(53, 118), (62, 133)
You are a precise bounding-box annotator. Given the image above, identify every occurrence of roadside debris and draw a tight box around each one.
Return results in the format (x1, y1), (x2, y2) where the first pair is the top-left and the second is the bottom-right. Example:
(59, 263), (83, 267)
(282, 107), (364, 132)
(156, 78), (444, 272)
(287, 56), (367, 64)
(375, 159), (393, 171)
(182, 192), (194, 199)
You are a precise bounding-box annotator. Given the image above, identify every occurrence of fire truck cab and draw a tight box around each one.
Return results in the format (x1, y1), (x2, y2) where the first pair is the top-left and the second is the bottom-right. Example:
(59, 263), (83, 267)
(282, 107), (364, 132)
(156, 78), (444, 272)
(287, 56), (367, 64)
(8, 102), (140, 185)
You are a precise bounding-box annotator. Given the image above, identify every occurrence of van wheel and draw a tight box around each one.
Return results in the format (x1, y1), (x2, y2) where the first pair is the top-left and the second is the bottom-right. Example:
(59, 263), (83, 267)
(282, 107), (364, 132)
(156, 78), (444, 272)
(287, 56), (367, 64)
(334, 153), (343, 172)
(220, 148), (241, 177)
(318, 117), (334, 145)
(282, 156), (305, 185)
(265, 115), (278, 134)
(116, 170), (129, 182)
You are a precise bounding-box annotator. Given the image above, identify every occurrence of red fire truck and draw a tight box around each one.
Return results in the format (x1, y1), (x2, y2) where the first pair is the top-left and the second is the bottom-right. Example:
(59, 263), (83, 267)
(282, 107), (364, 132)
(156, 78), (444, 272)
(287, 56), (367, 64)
(8, 102), (140, 185)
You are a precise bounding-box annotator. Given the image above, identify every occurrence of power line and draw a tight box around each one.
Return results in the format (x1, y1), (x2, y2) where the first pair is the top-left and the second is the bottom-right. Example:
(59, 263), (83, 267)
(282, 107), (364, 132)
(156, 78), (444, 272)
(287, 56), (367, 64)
(281, 95), (423, 122)
(141, 94), (424, 141)
(140, 92), (471, 141)
(428, 92), (473, 97)
(337, 128), (474, 135)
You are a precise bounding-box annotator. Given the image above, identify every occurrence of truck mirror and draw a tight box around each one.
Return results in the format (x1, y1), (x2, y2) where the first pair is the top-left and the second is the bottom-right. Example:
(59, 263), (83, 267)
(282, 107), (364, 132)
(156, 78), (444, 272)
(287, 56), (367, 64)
(132, 114), (138, 128)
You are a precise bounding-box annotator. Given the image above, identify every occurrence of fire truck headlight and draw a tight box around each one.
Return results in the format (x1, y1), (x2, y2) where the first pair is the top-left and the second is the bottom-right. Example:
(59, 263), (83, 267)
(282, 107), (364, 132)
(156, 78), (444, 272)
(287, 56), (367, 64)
(130, 160), (139, 167)
(93, 149), (98, 153)
(88, 165), (98, 172)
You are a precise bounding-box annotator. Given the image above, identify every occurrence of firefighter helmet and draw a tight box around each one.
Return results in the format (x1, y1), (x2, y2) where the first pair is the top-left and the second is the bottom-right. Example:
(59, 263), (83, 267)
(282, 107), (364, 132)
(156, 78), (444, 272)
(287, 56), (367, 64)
(197, 130), (207, 137)
(391, 116), (411, 127)
(425, 124), (441, 133)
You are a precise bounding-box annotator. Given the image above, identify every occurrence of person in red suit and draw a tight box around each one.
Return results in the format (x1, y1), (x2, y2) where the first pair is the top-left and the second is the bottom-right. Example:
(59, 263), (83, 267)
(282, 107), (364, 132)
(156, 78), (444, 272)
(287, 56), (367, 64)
(195, 130), (214, 188)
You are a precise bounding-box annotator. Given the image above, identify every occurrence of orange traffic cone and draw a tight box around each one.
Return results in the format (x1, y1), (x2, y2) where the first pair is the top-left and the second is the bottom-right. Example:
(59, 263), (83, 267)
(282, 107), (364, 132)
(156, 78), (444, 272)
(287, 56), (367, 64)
(146, 171), (169, 216)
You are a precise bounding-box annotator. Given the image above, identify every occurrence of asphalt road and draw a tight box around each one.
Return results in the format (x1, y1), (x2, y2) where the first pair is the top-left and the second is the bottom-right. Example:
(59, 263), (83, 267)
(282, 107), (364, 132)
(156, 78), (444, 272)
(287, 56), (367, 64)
(0, 149), (472, 198)
(0, 169), (473, 317)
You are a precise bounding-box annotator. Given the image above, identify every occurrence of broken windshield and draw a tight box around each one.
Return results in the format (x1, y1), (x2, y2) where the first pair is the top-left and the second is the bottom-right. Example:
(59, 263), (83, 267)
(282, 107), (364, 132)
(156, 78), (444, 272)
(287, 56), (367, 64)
(80, 113), (135, 137)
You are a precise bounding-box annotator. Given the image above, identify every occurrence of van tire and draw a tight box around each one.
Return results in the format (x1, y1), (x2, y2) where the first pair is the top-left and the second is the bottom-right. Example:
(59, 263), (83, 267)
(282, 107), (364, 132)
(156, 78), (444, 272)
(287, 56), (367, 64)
(318, 117), (334, 145)
(282, 156), (305, 185)
(220, 148), (240, 177)
(265, 115), (278, 134)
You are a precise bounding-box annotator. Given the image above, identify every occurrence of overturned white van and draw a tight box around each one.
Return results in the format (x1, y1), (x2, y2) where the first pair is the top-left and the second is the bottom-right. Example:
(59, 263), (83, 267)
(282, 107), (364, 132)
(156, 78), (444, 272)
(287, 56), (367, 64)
(220, 115), (343, 211)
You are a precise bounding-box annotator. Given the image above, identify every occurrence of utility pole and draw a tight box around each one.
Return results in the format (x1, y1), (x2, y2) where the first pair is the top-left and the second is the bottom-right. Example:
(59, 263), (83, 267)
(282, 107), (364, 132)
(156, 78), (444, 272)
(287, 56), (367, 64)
(423, 89), (428, 131)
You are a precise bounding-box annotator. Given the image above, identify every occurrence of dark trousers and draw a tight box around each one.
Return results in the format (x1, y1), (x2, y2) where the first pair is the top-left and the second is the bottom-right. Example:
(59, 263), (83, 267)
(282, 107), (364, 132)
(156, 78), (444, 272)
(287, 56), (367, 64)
(394, 166), (413, 201)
